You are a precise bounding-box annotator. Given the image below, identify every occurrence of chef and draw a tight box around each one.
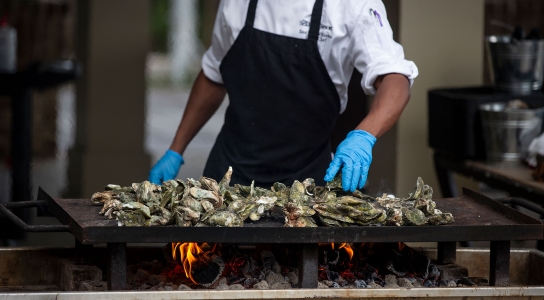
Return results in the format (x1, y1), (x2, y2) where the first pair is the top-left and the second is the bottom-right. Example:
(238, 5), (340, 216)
(149, 0), (418, 192)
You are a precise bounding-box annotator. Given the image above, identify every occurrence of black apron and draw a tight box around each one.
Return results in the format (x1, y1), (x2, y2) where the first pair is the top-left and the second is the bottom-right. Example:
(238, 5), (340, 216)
(203, 0), (340, 187)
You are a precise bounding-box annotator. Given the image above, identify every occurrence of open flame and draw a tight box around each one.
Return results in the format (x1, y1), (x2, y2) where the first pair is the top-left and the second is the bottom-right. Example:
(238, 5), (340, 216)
(171, 242), (213, 284)
(331, 243), (354, 260)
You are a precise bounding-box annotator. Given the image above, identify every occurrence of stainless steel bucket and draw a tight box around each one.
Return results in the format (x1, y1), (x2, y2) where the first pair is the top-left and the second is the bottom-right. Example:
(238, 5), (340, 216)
(480, 102), (544, 164)
(486, 35), (544, 94)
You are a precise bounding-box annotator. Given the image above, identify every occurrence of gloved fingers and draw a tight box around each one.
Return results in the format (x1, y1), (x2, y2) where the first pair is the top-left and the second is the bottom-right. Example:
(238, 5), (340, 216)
(350, 164), (362, 192)
(341, 159), (354, 192)
(324, 156), (343, 182)
(148, 169), (162, 185)
(358, 166), (369, 189)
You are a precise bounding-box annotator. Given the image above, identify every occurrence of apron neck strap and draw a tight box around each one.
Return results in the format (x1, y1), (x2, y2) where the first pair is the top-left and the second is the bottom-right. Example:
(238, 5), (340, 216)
(245, 0), (259, 28)
(308, 0), (324, 42)
(245, 0), (324, 43)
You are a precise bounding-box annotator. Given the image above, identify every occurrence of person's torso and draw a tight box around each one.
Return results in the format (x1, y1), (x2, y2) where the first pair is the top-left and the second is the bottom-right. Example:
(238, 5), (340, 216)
(218, 0), (371, 113)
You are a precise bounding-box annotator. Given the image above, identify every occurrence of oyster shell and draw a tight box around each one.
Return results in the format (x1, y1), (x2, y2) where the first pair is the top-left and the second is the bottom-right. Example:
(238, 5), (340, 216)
(116, 210), (146, 226)
(289, 180), (308, 205)
(313, 204), (355, 224)
(219, 166), (233, 194)
(426, 212), (454, 225)
(181, 196), (204, 213)
(318, 215), (342, 227)
(401, 207), (426, 226)
(205, 210), (242, 227)
(99, 199), (122, 219)
(91, 191), (115, 205)
(201, 200), (215, 212)
(121, 202), (152, 219)
(386, 208), (404, 226)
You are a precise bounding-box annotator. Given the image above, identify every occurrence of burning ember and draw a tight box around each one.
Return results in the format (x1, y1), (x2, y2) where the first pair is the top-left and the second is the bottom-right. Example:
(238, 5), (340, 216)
(170, 242), (223, 287)
(125, 242), (475, 290)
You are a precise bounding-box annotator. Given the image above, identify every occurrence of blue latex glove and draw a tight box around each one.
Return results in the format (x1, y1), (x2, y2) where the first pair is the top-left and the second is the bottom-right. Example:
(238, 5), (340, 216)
(324, 130), (376, 192)
(148, 150), (184, 184)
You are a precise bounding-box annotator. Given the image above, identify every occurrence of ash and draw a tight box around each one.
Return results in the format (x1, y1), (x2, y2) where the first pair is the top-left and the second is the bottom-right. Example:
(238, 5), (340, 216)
(125, 243), (484, 290)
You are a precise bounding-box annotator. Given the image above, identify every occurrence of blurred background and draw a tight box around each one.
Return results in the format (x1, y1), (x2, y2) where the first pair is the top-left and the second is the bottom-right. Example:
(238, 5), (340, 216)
(0, 0), (543, 247)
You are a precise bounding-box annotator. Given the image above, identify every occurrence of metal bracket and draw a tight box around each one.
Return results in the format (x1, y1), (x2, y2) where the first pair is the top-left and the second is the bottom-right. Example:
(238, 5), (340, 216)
(0, 195), (70, 233)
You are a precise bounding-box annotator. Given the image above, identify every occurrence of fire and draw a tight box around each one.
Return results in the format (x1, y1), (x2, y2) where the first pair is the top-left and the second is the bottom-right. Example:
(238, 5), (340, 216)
(171, 242), (205, 284)
(330, 243), (354, 260)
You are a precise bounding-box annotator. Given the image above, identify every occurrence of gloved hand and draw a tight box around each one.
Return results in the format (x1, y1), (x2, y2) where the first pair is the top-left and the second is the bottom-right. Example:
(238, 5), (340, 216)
(324, 130), (376, 192)
(148, 150), (184, 184)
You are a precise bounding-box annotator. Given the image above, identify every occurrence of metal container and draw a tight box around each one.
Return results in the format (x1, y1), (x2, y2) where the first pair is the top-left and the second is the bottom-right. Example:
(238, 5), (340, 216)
(486, 35), (544, 94)
(480, 102), (544, 165)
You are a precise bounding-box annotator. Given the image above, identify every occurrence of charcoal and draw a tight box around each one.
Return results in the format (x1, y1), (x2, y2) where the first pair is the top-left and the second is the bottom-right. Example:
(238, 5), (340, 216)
(265, 272), (286, 286)
(458, 277), (488, 287)
(438, 280), (449, 287)
(147, 274), (167, 286)
(427, 264), (440, 281)
(423, 280), (437, 287)
(215, 284), (229, 290)
(243, 278), (259, 289)
(325, 270), (340, 282)
(178, 284), (192, 290)
(272, 262), (282, 274)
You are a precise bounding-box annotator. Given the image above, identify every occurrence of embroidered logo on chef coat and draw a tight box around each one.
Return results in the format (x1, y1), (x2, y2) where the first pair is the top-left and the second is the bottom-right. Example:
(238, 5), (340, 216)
(369, 9), (383, 27)
(299, 19), (332, 41)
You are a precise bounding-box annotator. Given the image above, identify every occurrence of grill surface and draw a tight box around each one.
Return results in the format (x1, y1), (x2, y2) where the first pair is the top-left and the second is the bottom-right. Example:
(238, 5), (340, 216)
(44, 189), (543, 244)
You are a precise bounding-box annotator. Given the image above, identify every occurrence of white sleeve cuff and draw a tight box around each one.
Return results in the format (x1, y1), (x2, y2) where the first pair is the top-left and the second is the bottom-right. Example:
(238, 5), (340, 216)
(361, 59), (418, 95)
(201, 48), (224, 84)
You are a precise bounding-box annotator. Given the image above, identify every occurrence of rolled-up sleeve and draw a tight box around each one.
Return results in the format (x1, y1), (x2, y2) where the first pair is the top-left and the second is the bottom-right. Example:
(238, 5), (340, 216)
(351, 0), (418, 95)
(201, 0), (230, 84)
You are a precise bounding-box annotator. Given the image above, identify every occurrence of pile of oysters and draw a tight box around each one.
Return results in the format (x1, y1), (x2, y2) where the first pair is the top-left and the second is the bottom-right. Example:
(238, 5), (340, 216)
(91, 167), (454, 227)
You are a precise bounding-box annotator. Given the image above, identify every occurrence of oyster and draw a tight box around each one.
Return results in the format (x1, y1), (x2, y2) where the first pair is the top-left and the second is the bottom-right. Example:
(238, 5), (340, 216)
(401, 207), (426, 226)
(189, 187), (221, 206)
(283, 203), (316, 227)
(99, 199), (122, 219)
(135, 181), (161, 205)
(318, 215), (342, 227)
(426, 212), (454, 225)
(205, 210), (242, 227)
(201, 200), (215, 212)
(117, 192), (136, 202)
(289, 180), (308, 205)
(386, 208), (404, 226)
(313, 204), (355, 224)
(174, 206), (201, 226)
(325, 173), (342, 191)
(91, 191), (115, 205)
(302, 178), (315, 196)
(219, 166), (233, 194)
(160, 180), (180, 208)
(181, 196), (204, 213)
(121, 202), (152, 219)
(116, 210), (146, 227)
(227, 199), (248, 214)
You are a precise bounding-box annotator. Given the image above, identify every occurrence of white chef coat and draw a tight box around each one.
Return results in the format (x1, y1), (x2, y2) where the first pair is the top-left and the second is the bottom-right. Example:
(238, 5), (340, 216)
(202, 0), (418, 113)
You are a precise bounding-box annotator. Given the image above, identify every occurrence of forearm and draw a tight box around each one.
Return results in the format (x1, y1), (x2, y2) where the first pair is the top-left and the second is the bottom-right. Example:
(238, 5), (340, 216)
(356, 73), (411, 138)
(170, 70), (227, 154)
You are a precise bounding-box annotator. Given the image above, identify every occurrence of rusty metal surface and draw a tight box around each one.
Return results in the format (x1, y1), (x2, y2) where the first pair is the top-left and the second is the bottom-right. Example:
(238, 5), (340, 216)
(41, 189), (543, 245)
(490, 241), (511, 287)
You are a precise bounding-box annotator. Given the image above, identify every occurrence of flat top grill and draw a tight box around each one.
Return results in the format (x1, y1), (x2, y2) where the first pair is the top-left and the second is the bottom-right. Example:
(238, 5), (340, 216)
(44, 189), (542, 245)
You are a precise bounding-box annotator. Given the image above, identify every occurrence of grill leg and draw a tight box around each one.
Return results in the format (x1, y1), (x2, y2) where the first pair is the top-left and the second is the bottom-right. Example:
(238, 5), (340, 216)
(75, 240), (94, 265)
(437, 242), (456, 264)
(107, 243), (126, 290)
(298, 243), (318, 288)
(489, 241), (510, 286)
